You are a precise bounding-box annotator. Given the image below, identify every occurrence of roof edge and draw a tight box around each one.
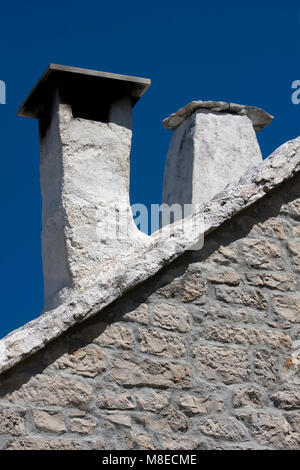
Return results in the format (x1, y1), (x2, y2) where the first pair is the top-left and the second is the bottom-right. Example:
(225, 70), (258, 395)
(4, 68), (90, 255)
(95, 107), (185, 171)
(1, 135), (300, 375)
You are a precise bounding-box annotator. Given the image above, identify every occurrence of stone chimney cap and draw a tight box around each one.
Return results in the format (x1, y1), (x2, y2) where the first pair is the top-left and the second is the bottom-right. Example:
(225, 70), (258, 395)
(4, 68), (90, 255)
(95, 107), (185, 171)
(162, 100), (273, 133)
(18, 64), (151, 119)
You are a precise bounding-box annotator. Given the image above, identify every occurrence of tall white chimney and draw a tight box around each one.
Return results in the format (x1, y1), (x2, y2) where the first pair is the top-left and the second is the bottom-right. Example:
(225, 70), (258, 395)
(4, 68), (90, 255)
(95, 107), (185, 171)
(18, 64), (151, 310)
(162, 100), (273, 219)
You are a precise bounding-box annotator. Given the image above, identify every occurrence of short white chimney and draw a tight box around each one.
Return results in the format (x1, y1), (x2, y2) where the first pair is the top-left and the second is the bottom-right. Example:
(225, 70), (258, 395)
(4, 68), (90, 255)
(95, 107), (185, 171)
(162, 100), (273, 218)
(18, 64), (150, 310)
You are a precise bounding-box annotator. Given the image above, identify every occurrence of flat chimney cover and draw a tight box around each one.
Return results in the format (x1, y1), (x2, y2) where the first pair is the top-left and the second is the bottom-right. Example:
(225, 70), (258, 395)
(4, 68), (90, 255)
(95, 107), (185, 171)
(18, 64), (151, 121)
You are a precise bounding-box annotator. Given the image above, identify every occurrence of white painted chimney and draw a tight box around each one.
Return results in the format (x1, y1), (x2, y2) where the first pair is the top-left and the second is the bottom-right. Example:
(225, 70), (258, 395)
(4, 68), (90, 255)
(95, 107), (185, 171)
(18, 64), (151, 310)
(162, 100), (273, 219)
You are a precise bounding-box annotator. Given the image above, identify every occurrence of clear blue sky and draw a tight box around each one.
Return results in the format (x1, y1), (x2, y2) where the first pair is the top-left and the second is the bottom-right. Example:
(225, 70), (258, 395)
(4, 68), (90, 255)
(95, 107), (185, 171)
(0, 1), (299, 338)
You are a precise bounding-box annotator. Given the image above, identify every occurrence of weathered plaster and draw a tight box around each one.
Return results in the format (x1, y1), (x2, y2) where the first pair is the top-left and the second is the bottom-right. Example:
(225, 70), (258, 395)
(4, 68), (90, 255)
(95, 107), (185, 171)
(162, 109), (263, 211)
(40, 92), (150, 310)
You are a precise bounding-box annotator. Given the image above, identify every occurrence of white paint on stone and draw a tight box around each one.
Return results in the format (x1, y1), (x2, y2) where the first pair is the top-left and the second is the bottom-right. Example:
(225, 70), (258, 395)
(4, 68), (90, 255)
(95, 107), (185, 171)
(40, 92), (149, 310)
(162, 105), (269, 217)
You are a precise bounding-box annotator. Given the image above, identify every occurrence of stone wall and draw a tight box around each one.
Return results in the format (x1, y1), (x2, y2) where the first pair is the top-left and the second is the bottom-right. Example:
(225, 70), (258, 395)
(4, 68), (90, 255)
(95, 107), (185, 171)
(0, 174), (299, 450)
